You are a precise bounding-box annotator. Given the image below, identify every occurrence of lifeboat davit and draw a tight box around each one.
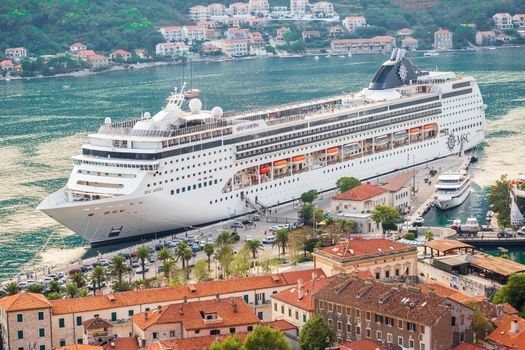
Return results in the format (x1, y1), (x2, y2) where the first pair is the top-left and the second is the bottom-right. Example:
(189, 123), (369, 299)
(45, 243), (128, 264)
(410, 127), (421, 134)
(393, 130), (408, 140)
(374, 136), (389, 145)
(343, 143), (360, 152)
(327, 147), (339, 154)
(259, 165), (271, 175)
(292, 155), (305, 163)
(273, 159), (288, 168)
(424, 124), (434, 130)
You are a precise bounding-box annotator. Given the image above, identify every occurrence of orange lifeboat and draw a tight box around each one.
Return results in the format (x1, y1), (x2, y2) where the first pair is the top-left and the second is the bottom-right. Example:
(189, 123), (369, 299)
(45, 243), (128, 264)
(292, 155), (305, 163)
(259, 165), (270, 175)
(273, 159), (288, 168)
(424, 124), (434, 130)
(410, 127), (421, 134)
(327, 147), (339, 154)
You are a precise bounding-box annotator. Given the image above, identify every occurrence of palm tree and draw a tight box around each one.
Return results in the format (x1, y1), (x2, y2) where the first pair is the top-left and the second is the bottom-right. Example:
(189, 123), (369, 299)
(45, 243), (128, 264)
(182, 246), (193, 278)
(424, 231), (434, 241)
(216, 230), (233, 245)
(136, 245), (151, 280)
(48, 280), (62, 294)
(27, 283), (45, 294)
(111, 255), (129, 284)
(162, 259), (175, 281)
(176, 242), (190, 269)
(274, 229), (289, 256)
(64, 283), (78, 298)
(5, 282), (20, 295)
(70, 272), (85, 288)
(79, 289), (89, 297)
(157, 247), (171, 262)
(91, 265), (106, 296)
(245, 239), (263, 259)
(204, 243), (214, 271)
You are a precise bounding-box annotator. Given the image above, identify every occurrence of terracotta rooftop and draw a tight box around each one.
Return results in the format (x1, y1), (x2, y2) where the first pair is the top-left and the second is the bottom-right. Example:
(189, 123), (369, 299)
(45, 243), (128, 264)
(83, 316), (113, 331)
(315, 238), (415, 262)
(161, 26), (183, 31)
(397, 28), (413, 34)
(144, 333), (250, 350)
(56, 346), (102, 350)
(131, 297), (260, 330)
(272, 276), (335, 311)
(0, 292), (52, 312)
(332, 183), (387, 201)
(42, 269), (324, 315)
(402, 36), (418, 42)
(315, 275), (451, 326)
(470, 254), (525, 277)
(424, 239), (474, 253)
(486, 315), (525, 349)
(435, 29), (453, 35)
(111, 49), (130, 55)
(265, 319), (298, 332)
(339, 339), (387, 350)
(412, 282), (484, 304)
(474, 300), (518, 323)
(101, 337), (140, 350)
(452, 343), (485, 350)
(377, 170), (416, 192)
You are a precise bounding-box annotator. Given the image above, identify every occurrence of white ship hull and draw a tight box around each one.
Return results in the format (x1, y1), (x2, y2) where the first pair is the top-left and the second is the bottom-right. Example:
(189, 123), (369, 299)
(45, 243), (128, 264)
(38, 50), (487, 245)
(435, 185), (470, 210)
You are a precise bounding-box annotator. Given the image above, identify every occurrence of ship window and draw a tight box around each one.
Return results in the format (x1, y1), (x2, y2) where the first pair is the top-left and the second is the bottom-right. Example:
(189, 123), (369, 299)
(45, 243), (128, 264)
(182, 188), (186, 192)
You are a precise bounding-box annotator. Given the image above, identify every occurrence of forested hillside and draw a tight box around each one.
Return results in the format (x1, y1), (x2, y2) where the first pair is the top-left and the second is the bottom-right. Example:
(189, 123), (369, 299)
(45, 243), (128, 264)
(1, 0), (524, 54)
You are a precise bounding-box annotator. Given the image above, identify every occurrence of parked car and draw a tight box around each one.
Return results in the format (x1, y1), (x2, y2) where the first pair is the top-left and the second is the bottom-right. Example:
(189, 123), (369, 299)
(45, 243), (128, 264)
(98, 259), (111, 266)
(497, 231), (513, 238)
(517, 226), (525, 235)
(18, 282), (27, 289)
(230, 221), (244, 228)
(80, 265), (92, 273)
(87, 281), (107, 290)
(68, 268), (82, 275)
(244, 235), (252, 242)
(251, 215), (261, 221)
(191, 242), (202, 252)
(57, 272), (65, 279)
(136, 266), (149, 274)
(118, 253), (131, 260)
(25, 280), (36, 287)
(131, 262), (140, 268)
(262, 235), (277, 244)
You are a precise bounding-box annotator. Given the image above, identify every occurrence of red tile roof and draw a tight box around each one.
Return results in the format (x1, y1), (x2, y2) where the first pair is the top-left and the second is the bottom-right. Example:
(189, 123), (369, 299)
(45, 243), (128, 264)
(0, 292), (52, 312)
(265, 320), (298, 332)
(78, 50), (96, 57)
(272, 276), (335, 311)
(397, 28), (413, 34)
(315, 238), (414, 261)
(333, 183), (387, 201)
(0, 59), (13, 66)
(486, 315), (525, 349)
(161, 26), (183, 31)
(102, 337), (140, 350)
(111, 49), (131, 56)
(144, 333), (250, 350)
(435, 29), (453, 35)
(339, 339), (387, 350)
(452, 343), (485, 350)
(56, 346), (102, 350)
(132, 297), (260, 331)
(402, 36), (418, 43)
(49, 269), (324, 315)
(377, 170), (416, 192)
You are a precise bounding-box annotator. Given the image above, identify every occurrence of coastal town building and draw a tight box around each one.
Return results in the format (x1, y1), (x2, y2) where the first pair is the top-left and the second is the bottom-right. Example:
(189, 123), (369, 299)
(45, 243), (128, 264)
(401, 36), (418, 50)
(0, 60), (14, 72)
(331, 183), (389, 235)
(159, 26), (185, 42)
(4, 47), (27, 61)
(397, 28), (414, 36)
(0, 269), (322, 349)
(189, 5), (208, 22)
(275, 27), (291, 44)
(69, 43), (87, 53)
(312, 1), (335, 17)
(271, 274), (334, 329)
(225, 28), (250, 40)
(184, 25), (207, 41)
(313, 239), (418, 278)
(248, 32), (265, 47)
(434, 29), (453, 50)
(314, 275), (455, 349)
(77, 50), (96, 60)
(342, 16), (366, 32)
(229, 2), (250, 16)
(513, 14), (525, 27)
(87, 55), (110, 68)
(131, 298), (261, 345)
(496, 33), (512, 44)
(134, 49), (148, 59)
(290, 0), (308, 15)
(302, 30), (321, 40)
(155, 42), (189, 58)
(207, 3), (226, 17)
(331, 36), (394, 54)
(248, 0), (270, 15)
(221, 39), (250, 57)
(493, 13), (514, 30)
(110, 50), (131, 61)
(329, 25), (345, 36)
(476, 31), (496, 46)
(338, 339), (387, 350)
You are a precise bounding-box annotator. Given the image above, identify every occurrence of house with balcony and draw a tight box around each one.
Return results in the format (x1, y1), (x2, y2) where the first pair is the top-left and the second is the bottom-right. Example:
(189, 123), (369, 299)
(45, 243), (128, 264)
(4, 47), (27, 62)
(222, 39), (250, 57)
(342, 16), (366, 32)
(69, 43), (87, 53)
(159, 26), (185, 42)
(229, 2), (249, 16)
(312, 1), (336, 17)
(248, 0), (270, 15)
(110, 50), (132, 61)
(493, 13), (513, 30)
(189, 5), (209, 22)
(155, 42), (189, 58)
(476, 31), (496, 46)
(434, 29), (453, 50)
(207, 3), (226, 17)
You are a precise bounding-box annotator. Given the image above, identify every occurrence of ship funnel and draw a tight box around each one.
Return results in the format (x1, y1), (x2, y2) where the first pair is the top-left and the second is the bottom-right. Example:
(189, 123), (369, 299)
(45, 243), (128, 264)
(395, 49), (403, 61)
(390, 49), (397, 60)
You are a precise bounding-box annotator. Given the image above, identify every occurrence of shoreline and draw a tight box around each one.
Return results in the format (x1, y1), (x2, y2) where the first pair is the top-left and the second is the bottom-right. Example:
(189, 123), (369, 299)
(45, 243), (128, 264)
(1, 45), (521, 82)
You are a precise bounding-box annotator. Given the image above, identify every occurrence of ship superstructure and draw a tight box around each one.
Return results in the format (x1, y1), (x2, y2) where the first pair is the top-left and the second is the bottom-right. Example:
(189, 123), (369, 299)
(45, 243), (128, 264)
(38, 49), (486, 245)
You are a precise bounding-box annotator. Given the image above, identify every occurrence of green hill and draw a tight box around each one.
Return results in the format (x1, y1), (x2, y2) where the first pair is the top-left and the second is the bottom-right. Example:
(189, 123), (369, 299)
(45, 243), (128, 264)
(1, 0), (524, 54)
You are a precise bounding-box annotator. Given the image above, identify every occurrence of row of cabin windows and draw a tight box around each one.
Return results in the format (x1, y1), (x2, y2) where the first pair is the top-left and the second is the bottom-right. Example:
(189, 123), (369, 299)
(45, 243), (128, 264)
(171, 179), (219, 195)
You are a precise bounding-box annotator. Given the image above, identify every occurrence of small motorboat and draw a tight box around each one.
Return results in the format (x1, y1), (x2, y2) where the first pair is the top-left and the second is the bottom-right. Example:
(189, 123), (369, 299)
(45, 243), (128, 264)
(314, 55), (320, 61)
(458, 217), (480, 234)
(451, 219), (461, 231)
(486, 210), (494, 222)
(184, 88), (200, 99)
(413, 217), (425, 226)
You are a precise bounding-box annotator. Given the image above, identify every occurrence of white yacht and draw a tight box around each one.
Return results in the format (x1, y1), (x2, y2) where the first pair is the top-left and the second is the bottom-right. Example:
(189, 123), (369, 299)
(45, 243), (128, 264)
(435, 170), (471, 209)
(38, 49), (486, 246)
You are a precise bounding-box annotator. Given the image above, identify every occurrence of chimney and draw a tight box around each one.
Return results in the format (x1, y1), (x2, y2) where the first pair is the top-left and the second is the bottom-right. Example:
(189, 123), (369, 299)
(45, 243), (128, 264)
(232, 302), (238, 313)
(179, 305), (184, 315)
(183, 296), (188, 304)
(312, 271), (318, 280)
(144, 312), (148, 320)
(139, 338), (146, 348)
(110, 342), (115, 348)
(511, 319), (519, 334)
(496, 304), (504, 316)
(297, 279), (304, 300)
(216, 294), (220, 302)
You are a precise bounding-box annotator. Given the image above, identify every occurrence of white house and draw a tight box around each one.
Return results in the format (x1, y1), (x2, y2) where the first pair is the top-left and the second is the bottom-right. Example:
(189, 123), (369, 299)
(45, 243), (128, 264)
(207, 3), (226, 17)
(248, 0), (269, 15)
(184, 25), (207, 41)
(155, 42), (189, 57)
(493, 13), (513, 30)
(290, 0), (308, 15)
(434, 28), (453, 50)
(342, 16), (366, 31)
(312, 1), (335, 17)
(69, 43), (87, 53)
(222, 39), (250, 57)
(4, 47), (27, 61)
(189, 5), (208, 22)
(229, 2), (249, 16)
(159, 26), (185, 42)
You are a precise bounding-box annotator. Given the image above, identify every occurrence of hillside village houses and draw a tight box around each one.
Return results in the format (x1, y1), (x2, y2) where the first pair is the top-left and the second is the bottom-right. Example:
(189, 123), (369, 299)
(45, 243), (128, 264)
(4, 47), (27, 62)
(342, 15), (366, 32)
(330, 36), (395, 54)
(476, 31), (496, 46)
(434, 28), (453, 50)
(401, 36), (418, 50)
(155, 42), (189, 58)
(493, 13), (514, 30)
(69, 43), (87, 53)
(110, 50), (132, 61)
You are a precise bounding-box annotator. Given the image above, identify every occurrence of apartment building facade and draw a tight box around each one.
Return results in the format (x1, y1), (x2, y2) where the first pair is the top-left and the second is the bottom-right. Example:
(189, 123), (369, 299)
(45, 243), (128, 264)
(314, 276), (454, 350)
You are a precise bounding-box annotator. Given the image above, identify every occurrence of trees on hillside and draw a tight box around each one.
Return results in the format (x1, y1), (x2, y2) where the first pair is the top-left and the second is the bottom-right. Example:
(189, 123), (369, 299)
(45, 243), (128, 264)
(493, 273), (525, 315)
(371, 205), (401, 231)
(487, 175), (511, 228)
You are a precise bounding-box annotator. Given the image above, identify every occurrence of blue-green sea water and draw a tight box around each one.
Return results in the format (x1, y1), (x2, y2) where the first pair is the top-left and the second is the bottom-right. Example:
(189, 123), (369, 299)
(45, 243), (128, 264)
(0, 49), (524, 279)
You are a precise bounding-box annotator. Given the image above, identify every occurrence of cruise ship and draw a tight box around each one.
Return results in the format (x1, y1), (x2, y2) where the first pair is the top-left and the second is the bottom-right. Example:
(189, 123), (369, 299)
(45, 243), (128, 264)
(38, 49), (486, 245)
(435, 170), (471, 210)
